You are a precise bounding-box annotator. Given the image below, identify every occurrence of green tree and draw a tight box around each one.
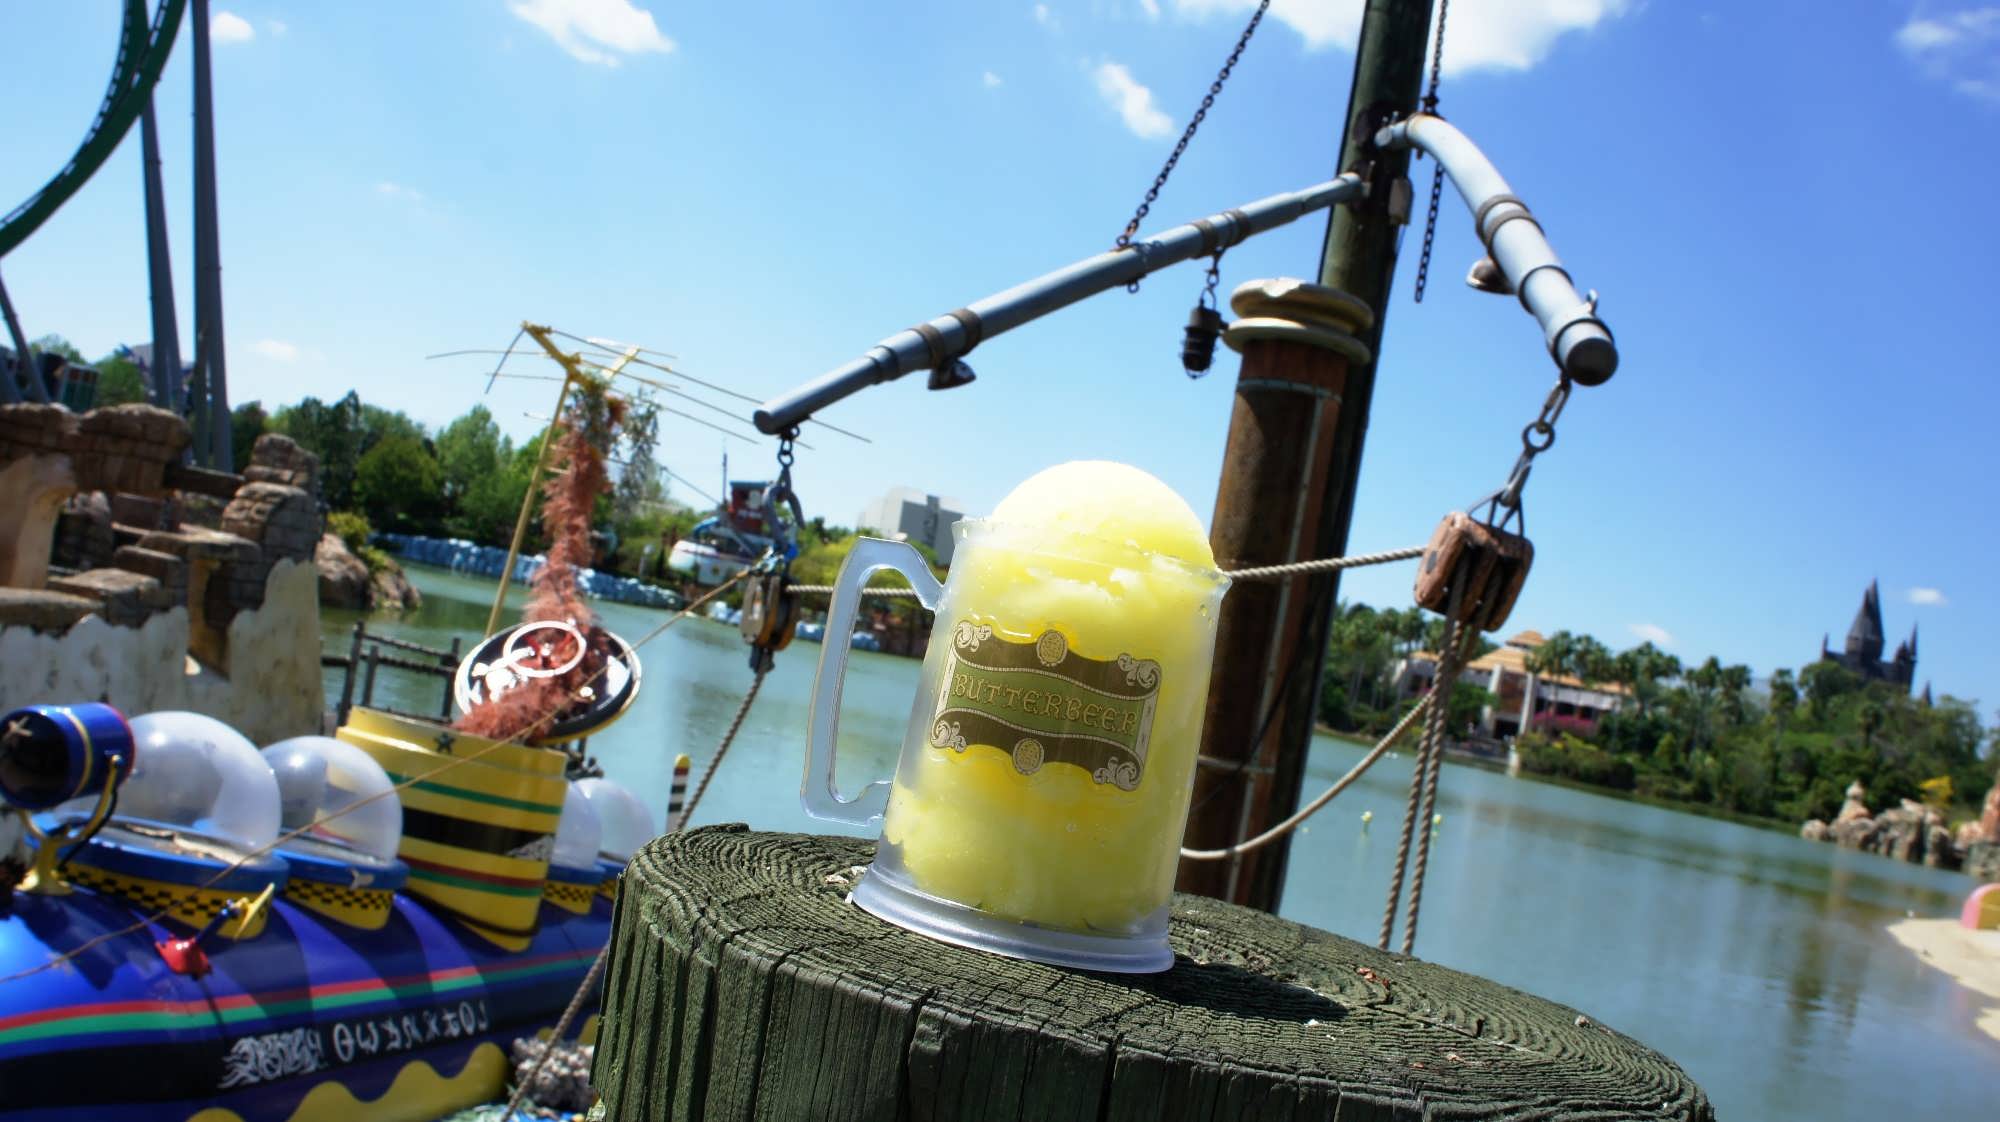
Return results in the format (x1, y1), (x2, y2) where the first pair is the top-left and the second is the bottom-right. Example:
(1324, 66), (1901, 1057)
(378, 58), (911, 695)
(93, 350), (149, 406)
(434, 405), (510, 510)
(30, 334), (82, 362)
(1800, 659), (1861, 723)
(273, 392), (365, 507)
(1614, 642), (1680, 719)
(231, 402), (268, 471)
(353, 434), (443, 531)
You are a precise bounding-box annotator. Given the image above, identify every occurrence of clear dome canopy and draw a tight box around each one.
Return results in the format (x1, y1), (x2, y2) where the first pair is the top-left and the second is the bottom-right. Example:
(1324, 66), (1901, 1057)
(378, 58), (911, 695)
(551, 781), (603, 870)
(95, 711), (280, 852)
(265, 736), (403, 861)
(575, 777), (656, 862)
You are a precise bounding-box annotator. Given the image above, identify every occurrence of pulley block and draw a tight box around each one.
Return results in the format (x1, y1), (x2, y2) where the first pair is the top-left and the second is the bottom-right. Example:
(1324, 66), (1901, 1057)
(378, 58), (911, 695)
(1414, 511), (1533, 633)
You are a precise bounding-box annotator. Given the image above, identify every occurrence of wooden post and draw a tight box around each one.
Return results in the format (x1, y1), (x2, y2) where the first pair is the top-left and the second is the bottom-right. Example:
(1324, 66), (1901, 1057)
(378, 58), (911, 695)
(1179, 293), (1371, 907)
(441, 634), (462, 720)
(336, 620), (364, 726)
(1177, 0), (1436, 912)
(361, 644), (381, 709)
(592, 828), (1715, 1121)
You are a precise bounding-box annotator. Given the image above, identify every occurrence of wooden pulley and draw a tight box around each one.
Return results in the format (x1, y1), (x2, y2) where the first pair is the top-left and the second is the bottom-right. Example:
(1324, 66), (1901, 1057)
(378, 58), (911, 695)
(738, 568), (798, 666)
(1414, 511), (1533, 632)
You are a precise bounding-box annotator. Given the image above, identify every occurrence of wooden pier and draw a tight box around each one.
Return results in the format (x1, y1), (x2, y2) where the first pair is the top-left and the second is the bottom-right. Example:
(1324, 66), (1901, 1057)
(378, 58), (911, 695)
(591, 827), (1714, 1120)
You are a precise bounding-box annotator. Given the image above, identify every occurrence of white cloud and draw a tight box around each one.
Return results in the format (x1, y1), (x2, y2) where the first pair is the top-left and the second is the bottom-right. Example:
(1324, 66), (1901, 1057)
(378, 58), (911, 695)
(251, 339), (300, 362)
(375, 181), (424, 202)
(509, 0), (674, 67)
(1140, 0), (1162, 18)
(983, 70), (1004, 88)
(1895, 7), (2000, 102)
(1627, 622), (1675, 648)
(1908, 587), (1949, 606)
(211, 10), (255, 45)
(268, 19), (288, 37)
(1035, 4), (1057, 28)
(1094, 61), (1175, 138)
(1170, 0), (1632, 76)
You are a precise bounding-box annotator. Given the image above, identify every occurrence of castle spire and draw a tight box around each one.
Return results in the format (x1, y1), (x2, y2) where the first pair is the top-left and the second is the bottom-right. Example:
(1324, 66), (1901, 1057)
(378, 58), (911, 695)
(1844, 580), (1885, 662)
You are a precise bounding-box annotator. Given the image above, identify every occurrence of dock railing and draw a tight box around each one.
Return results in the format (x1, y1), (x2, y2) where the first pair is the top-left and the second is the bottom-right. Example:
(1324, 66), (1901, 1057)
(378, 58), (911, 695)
(322, 620), (461, 729)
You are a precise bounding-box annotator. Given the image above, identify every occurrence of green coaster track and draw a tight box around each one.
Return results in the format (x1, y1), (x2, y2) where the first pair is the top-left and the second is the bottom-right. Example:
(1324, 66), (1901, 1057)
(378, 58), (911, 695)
(0, 0), (188, 259)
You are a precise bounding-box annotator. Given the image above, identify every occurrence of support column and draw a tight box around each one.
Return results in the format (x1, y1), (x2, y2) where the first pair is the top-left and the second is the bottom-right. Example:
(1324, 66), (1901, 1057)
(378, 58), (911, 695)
(141, 98), (184, 413)
(191, 0), (231, 468)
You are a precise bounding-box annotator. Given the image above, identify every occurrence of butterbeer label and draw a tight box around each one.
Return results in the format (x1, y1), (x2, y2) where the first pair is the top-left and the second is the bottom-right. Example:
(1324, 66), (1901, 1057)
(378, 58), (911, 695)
(928, 620), (1161, 791)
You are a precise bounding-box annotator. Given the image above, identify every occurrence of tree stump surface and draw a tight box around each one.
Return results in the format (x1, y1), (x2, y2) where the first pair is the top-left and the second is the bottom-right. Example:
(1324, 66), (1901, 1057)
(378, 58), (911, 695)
(592, 827), (1713, 1121)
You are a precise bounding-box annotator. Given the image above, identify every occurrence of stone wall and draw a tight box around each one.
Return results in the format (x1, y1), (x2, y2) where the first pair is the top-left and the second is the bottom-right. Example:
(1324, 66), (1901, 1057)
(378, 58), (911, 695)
(0, 403), (327, 737)
(0, 559), (325, 744)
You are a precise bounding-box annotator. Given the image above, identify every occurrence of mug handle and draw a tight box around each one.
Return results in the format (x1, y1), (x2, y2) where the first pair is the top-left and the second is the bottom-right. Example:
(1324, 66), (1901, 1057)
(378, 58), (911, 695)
(802, 537), (944, 825)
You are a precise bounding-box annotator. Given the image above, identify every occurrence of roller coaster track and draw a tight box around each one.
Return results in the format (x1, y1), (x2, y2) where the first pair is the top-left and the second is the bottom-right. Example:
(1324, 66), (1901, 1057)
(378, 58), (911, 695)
(0, 0), (188, 259)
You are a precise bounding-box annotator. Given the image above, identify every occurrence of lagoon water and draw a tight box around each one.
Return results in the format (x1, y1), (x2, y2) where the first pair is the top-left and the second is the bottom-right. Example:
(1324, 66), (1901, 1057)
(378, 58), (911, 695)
(327, 565), (1996, 1118)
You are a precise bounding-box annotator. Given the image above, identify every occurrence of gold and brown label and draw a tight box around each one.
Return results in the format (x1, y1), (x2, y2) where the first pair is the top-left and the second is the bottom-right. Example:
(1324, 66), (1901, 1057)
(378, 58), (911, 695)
(927, 620), (1161, 791)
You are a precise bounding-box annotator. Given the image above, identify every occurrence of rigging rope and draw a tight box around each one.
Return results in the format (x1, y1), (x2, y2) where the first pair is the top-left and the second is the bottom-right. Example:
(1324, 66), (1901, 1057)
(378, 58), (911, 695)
(783, 543), (1426, 598)
(671, 668), (767, 833)
(500, 943), (610, 1119)
(511, 657), (769, 1109)
(1400, 617), (1464, 954)
(1179, 688), (1431, 861)
(1381, 614), (1474, 952)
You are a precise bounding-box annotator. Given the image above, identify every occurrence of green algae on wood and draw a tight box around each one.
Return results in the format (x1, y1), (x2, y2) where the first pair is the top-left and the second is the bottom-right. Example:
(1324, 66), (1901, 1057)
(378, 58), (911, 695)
(591, 827), (1713, 1121)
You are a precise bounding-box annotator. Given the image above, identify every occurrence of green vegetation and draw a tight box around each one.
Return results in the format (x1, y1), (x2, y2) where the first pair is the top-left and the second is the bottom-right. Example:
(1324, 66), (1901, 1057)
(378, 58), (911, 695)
(1317, 608), (1994, 826)
(327, 510), (394, 575)
(242, 387), (713, 596)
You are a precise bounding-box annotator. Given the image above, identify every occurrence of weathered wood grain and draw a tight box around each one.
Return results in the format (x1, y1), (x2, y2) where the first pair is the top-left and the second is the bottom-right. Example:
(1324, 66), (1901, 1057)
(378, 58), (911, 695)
(591, 827), (1713, 1121)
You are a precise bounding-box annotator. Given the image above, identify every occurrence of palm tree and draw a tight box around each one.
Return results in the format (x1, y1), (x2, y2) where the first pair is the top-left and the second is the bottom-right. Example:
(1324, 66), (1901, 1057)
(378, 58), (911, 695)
(1681, 657), (1724, 752)
(1768, 669), (1798, 748)
(1718, 664), (1754, 728)
(1614, 642), (1681, 719)
(1571, 635), (1614, 688)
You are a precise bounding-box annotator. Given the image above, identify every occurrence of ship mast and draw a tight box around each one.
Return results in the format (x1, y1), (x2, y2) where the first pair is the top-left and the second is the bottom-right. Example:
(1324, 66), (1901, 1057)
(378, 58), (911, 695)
(1177, 1), (1438, 911)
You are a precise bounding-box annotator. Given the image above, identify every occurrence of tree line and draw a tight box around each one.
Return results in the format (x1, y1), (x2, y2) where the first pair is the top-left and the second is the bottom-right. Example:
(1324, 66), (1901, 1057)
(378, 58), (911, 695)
(1318, 605), (1993, 827)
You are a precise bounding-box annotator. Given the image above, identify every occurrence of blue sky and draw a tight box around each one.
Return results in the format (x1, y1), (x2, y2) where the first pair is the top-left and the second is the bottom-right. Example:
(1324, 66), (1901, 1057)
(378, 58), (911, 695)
(4, 1), (1996, 716)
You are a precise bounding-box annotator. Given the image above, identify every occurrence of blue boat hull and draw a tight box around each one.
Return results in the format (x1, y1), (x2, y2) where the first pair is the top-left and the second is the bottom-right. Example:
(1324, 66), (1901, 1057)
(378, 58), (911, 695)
(0, 884), (610, 1121)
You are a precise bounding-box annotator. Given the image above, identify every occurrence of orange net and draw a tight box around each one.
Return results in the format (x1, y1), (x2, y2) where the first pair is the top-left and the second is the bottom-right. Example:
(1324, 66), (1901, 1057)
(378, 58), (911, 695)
(456, 387), (629, 741)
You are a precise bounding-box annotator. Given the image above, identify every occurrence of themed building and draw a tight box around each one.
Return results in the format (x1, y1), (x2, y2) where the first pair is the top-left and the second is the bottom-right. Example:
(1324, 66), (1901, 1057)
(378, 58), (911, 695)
(1818, 580), (1916, 693)
(1394, 629), (1631, 743)
(857, 486), (964, 564)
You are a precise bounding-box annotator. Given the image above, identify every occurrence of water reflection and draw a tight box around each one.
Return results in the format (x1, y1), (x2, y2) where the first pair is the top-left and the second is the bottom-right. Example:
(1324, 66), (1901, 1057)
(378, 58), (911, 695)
(324, 565), (1998, 1119)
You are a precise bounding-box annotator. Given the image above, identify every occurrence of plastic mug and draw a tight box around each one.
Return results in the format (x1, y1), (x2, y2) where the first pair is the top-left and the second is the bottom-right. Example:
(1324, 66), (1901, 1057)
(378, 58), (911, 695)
(803, 519), (1228, 972)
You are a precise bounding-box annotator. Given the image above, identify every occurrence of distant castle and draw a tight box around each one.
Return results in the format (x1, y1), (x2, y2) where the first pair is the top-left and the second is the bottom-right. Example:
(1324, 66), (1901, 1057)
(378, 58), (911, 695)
(1819, 581), (1917, 693)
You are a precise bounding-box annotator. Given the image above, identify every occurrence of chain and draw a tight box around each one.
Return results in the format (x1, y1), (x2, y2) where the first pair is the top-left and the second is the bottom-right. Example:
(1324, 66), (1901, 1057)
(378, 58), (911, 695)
(1199, 254), (1224, 310)
(1411, 0), (1450, 303)
(1479, 374), (1572, 533)
(764, 429), (803, 563)
(1112, 0), (1271, 285)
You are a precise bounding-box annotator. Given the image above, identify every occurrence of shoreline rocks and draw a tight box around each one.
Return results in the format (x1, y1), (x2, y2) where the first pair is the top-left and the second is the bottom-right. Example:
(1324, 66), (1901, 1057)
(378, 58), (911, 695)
(1801, 779), (2000, 876)
(315, 532), (420, 611)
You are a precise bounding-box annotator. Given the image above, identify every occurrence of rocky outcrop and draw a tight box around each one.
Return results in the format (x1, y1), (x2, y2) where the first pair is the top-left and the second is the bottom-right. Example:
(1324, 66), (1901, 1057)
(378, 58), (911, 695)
(315, 533), (370, 609)
(1967, 843), (2000, 883)
(371, 564), (420, 610)
(1803, 781), (1963, 871)
(315, 532), (420, 611)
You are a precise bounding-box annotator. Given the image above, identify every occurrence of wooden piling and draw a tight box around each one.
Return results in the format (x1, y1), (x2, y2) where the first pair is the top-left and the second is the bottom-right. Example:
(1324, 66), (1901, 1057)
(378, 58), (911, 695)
(592, 827), (1715, 1121)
